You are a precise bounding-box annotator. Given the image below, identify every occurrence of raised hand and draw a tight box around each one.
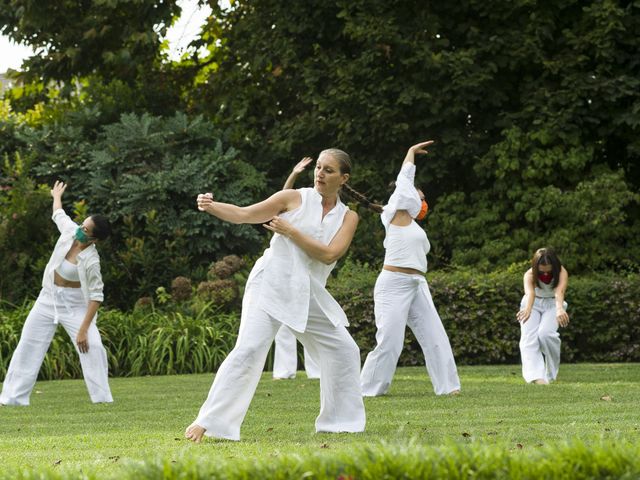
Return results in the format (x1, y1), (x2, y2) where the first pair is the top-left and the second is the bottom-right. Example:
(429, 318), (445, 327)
(51, 180), (67, 198)
(408, 140), (434, 156)
(403, 140), (434, 166)
(292, 157), (313, 175)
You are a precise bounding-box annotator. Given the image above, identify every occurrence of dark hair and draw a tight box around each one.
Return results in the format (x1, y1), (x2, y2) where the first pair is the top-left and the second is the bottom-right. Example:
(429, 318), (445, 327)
(90, 214), (112, 241)
(531, 247), (562, 288)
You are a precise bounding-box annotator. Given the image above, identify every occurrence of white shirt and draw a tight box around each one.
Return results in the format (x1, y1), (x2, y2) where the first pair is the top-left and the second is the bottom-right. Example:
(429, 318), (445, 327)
(381, 163), (421, 230)
(42, 209), (105, 305)
(383, 223), (430, 273)
(248, 188), (349, 332)
(381, 163), (430, 272)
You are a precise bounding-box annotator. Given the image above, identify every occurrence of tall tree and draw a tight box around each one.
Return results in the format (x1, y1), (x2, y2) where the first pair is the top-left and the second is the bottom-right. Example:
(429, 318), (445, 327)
(186, 0), (640, 271)
(0, 0), (180, 83)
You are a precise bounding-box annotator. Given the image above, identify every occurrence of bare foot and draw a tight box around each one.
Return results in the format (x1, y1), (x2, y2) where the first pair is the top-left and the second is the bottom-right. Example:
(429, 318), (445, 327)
(532, 379), (549, 385)
(185, 423), (206, 443)
(448, 389), (461, 396)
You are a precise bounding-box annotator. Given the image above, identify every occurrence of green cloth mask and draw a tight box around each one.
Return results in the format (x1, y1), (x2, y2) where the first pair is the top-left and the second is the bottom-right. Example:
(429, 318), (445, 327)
(75, 226), (91, 244)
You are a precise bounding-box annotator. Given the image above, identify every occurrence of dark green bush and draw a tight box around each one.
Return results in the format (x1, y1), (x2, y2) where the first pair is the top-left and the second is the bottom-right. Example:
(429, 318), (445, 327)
(329, 262), (640, 366)
(1, 263), (638, 381)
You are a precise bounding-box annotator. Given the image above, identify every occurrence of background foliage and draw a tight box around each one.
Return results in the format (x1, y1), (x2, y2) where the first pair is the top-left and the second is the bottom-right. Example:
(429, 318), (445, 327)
(2, 262), (638, 380)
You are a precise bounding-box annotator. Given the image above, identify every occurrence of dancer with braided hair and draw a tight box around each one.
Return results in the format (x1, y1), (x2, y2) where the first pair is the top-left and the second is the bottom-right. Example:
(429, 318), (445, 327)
(186, 148), (366, 442)
(360, 141), (461, 397)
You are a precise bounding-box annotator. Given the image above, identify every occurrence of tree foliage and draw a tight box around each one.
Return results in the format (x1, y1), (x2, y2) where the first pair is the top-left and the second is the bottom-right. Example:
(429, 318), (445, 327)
(0, 0), (180, 83)
(188, 0), (640, 271)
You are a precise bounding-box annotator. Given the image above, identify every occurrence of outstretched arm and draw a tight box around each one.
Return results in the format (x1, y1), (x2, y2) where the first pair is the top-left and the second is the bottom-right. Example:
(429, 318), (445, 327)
(283, 157), (313, 190)
(264, 210), (359, 264)
(196, 189), (301, 225)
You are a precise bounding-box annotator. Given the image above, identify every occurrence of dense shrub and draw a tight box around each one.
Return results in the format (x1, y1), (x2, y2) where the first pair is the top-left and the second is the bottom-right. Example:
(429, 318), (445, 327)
(1, 263), (638, 381)
(0, 111), (268, 307)
(329, 262), (640, 366)
(0, 152), (57, 302)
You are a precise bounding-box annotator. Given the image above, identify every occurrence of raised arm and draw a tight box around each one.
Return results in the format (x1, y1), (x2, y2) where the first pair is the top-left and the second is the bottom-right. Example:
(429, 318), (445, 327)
(264, 210), (359, 265)
(196, 189), (301, 225)
(51, 180), (67, 212)
(283, 157), (313, 190)
(402, 140), (434, 167)
(517, 269), (536, 323)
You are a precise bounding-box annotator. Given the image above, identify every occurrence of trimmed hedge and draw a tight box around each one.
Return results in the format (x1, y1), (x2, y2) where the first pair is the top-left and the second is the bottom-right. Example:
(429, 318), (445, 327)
(1, 266), (638, 381)
(331, 263), (640, 366)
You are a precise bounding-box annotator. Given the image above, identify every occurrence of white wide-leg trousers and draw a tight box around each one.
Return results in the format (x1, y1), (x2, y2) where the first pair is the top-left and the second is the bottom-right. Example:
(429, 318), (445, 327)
(360, 270), (460, 396)
(194, 273), (366, 440)
(519, 296), (564, 383)
(273, 325), (320, 379)
(0, 288), (113, 406)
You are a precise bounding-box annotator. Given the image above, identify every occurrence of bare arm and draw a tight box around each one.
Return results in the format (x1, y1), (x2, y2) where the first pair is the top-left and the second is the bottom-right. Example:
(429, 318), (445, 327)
(555, 267), (570, 327)
(283, 157), (313, 190)
(517, 269), (536, 323)
(75, 301), (101, 353)
(401, 140), (434, 167)
(264, 210), (359, 265)
(51, 180), (67, 212)
(196, 190), (301, 224)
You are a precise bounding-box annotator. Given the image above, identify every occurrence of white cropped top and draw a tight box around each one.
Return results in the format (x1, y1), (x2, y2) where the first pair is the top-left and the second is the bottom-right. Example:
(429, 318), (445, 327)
(383, 222), (430, 272)
(56, 258), (80, 282)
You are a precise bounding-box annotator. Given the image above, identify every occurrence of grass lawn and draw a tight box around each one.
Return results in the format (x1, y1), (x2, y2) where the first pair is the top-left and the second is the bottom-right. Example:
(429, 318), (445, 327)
(0, 363), (639, 477)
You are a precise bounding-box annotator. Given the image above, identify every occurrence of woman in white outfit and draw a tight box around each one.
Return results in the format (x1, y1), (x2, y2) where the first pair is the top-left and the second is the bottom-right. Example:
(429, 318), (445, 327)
(186, 148), (366, 442)
(360, 141), (461, 397)
(517, 247), (569, 384)
(273, 157), (320, 380)
(0, 181), (113, 406)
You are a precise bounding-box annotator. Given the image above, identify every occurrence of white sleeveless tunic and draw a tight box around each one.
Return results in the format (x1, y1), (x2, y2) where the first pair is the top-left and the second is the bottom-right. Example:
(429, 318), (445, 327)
(248, 188), (350, 332)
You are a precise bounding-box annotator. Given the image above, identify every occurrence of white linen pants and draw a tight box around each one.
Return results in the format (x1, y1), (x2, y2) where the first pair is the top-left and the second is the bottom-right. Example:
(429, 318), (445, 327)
(360, 270), (460, 396)
(273, 325), (320, 379)
(194, 272), (366, 440)
(519, 296), (565, 383)
(0, 288), (113, 406)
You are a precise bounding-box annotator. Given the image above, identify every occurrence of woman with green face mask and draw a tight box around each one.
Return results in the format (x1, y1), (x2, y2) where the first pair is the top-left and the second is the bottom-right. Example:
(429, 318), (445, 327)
(0, 181), (113, 406)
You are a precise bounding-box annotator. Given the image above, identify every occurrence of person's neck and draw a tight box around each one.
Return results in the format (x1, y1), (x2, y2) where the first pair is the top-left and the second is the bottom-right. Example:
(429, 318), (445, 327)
(320, 193), (338, 210)
(73, 240), (92, 251)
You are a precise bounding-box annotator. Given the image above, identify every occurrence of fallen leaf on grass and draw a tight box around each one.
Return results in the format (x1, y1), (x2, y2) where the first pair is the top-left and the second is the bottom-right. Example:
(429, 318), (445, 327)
(266, 427), (274, 432)
(600, 395), (613, 402)
(516, 443), (524, 449)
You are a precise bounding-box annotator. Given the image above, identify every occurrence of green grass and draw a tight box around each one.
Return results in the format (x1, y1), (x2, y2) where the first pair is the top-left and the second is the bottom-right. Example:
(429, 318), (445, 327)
(1, 364), (639, 478)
